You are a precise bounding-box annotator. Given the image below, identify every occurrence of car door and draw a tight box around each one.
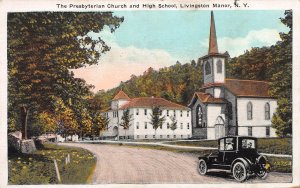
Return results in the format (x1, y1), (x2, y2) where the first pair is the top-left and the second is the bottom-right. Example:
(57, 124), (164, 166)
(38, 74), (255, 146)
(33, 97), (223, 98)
(210, 138), (225, 168)
(223, 137), (237, 169)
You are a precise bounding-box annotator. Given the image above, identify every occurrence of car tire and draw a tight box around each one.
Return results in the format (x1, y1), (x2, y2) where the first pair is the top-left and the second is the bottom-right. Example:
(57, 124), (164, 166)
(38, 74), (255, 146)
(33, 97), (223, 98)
(232, 162), (248, 182)
(256, 169), (268, 179)
(198, 159), (208, 175)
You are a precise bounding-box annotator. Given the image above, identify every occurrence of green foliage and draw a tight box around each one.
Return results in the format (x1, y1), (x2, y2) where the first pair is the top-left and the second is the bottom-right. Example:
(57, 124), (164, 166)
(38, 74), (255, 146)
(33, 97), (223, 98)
(7, 12), (123, 136)
(94, 60), (203, 109)
(149, 106), (166, 138)
(8, 143), (96, 184)
(169, 115), (177, 132)
(92, 112), (110, 137)
(120, 109), (133, 130)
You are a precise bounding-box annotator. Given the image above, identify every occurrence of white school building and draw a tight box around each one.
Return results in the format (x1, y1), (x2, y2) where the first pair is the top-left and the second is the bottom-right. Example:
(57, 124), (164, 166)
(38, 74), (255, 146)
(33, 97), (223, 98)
(102, 90), (192, 140)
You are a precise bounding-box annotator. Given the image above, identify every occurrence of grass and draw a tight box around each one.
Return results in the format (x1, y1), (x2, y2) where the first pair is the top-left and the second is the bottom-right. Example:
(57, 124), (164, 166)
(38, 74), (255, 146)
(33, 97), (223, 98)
(268, 156), (292, 173)
(8, 142), (96, 185)
(166, 138), (292, 155)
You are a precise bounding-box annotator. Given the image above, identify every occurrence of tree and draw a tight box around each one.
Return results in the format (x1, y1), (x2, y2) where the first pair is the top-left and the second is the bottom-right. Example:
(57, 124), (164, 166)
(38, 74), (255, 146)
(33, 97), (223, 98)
(7, 12), (123, 138)
(92, 113), (110, 139)
(149, 106), (165, 139)
(270, 10), (292, 137)
(170, 115), (177, 136)
(120, 109), (133, 140)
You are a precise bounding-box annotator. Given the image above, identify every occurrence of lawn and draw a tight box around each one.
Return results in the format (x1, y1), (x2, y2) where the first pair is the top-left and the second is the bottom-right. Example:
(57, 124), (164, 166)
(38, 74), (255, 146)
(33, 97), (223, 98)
(8, 142), (96, 185)
(166, 137), (292, 155)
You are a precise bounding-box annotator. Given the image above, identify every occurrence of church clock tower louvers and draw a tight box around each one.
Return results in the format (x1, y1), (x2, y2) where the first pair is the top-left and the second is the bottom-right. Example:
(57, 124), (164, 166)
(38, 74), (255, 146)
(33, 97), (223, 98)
(202, 11), (228, 86)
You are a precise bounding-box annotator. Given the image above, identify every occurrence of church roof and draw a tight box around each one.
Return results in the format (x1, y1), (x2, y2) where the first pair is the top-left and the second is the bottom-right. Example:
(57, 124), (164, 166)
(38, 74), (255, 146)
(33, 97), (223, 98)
(112, 90), (130, 100)
(201, 79), (274, 98)
(193, 92), (227, 104)
(208, 11), (219, 55)
(119, 97), (189, 110)
(224, 79), (273, 98)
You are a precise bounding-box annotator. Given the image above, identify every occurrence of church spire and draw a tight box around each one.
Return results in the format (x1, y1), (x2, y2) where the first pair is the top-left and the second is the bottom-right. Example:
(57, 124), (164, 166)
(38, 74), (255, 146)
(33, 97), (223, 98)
(208, 11), (219, 54)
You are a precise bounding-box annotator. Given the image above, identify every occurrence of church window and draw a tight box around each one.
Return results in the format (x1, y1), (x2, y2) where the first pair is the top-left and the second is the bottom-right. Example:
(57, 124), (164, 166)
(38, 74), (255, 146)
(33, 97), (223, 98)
(265, 103), (270, 120)
(266, 127), (270, 137)
(248, 127), (252, 136)
(196, 105), (203, 127)
(247, 102), (253, 120)
(205, 61), (211, 75)
(217, 60), (222, 73)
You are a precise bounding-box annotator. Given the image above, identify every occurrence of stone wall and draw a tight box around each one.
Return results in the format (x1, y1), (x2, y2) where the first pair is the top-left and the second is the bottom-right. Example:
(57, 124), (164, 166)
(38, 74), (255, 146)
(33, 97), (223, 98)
(8, 131), (36, 154)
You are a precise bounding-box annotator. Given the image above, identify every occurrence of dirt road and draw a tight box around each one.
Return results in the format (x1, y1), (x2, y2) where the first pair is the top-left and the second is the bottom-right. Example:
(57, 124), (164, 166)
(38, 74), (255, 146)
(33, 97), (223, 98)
(60, 143), (292, 184)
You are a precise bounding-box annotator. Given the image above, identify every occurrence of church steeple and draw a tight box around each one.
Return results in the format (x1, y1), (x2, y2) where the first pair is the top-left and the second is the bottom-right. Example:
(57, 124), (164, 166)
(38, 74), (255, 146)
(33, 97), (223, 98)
(208, 11), (218, 54)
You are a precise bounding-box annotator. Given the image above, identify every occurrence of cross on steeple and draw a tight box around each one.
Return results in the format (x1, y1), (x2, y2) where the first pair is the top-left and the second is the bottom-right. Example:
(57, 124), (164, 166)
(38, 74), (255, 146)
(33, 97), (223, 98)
(208, 11), (218, 54)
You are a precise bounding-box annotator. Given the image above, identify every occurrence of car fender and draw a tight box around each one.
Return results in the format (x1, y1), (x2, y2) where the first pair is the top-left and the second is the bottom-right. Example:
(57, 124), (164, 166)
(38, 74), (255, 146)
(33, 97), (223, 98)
(231, 157), (251, 172)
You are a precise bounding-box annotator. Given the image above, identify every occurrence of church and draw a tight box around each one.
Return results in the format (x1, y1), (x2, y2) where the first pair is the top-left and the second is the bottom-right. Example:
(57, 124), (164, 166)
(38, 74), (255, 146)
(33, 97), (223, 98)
(188, 11), (278, 140)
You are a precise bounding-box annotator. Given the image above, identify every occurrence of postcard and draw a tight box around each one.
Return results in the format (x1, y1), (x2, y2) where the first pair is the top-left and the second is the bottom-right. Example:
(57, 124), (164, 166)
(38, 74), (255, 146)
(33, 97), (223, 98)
(0, 0), (299, 187)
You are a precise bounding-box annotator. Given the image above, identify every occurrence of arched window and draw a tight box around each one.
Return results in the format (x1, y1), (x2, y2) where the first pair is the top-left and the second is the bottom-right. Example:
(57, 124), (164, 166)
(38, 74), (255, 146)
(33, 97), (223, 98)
(265, 103), (270, 120)
(196, 105), (203, 127)
(247, 102), (253, 120)
(217, 60), (222, 73)
(205, 61), (211, 75)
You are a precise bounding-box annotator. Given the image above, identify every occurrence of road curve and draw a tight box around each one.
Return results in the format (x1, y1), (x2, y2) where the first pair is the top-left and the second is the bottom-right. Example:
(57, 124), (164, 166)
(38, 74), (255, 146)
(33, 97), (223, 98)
(59, 143), (292, 184)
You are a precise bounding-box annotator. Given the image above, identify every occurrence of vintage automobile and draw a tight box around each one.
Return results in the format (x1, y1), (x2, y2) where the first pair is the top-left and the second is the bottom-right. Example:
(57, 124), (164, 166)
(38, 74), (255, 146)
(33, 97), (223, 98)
(198, 136), (270, 182)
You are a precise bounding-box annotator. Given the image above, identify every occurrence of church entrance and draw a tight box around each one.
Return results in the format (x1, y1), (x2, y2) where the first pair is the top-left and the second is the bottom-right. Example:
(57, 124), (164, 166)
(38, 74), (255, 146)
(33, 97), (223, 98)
(215, 116), (225, 139)
(112, 126), (118, 137)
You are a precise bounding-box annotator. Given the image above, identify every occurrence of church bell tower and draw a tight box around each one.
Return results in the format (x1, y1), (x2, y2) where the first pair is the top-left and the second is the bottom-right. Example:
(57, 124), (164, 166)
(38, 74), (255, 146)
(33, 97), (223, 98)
(202, 11), (228, 85)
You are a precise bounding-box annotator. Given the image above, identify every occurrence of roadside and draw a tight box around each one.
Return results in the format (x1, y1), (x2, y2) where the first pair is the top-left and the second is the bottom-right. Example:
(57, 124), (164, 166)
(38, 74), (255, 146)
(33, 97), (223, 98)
(8, 143), (96, 184)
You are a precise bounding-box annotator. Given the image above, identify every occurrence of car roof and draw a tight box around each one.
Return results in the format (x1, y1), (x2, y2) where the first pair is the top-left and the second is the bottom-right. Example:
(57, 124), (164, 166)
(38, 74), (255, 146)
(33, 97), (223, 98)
(218, 136), (257, 141)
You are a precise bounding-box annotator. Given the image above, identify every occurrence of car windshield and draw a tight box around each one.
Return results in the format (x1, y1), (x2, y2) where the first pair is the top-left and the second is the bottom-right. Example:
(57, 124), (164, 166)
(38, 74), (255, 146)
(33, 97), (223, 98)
(241, 138), (256, 149)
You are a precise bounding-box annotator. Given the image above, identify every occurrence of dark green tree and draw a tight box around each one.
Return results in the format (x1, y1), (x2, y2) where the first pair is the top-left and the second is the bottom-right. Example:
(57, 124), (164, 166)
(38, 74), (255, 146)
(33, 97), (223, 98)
(170, 115), (178, 135)
(270, 10), (292, 137)
(120, 109), (133, 140)
(149, 106), (165, 139)
(7, 12), (123, 137)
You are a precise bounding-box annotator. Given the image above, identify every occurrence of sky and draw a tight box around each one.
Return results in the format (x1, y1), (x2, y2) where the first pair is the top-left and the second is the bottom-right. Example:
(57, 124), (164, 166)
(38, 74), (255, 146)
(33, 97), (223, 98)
(72, 10), (289, 92)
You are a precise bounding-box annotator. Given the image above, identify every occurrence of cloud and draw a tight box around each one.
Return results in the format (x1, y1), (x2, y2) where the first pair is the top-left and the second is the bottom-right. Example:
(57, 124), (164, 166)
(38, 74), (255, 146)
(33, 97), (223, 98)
(201, 28), (281, 57)
(72, 28), (176, 91)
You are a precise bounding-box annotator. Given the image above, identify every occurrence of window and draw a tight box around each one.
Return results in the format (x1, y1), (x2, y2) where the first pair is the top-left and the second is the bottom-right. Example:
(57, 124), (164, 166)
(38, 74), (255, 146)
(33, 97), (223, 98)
(160, 124), (162, 129)
(153, 135), (155, 138)
(116, 111), (118, 117)
(196, 105), (203, 127)
(137, 135), (139, 139)
(173, 135), (176, 138)
(266, 127), (270, 137)
(219, 139), (225, 151)
(225, 137), (235, 151)
(265, 103), (270, 120)
(167, 110), (169, 116)
(187, 123), (190, 129)
(247, 102), (253, 120)
(180, 123), (183, 129)
(181, 135), (183, 138)
(144, 109), (147, 115)
(160, 135), (162, 138)
(180, 110), (183, 117)
(205, 61), (211, 75)
(241, 138), (256, 149)
(167, 123), (170, 129)
(217, 60), (222, 73)
(145, 135), (147, 139)
(248, 127), (252, 136)
(174, 110), (176, 116)
(136, 109), (139, 115)
(167, 135), (169, 138)
(136, 122), (139, 129)
(159, 110), (162, 116)
(187, 111), (189, 117)
(145, 122), (147, 129)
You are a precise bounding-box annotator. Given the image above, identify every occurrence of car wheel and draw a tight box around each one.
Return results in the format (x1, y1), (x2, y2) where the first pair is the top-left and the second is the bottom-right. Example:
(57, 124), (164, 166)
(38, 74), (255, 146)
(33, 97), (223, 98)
(256, 169), (268, 179)
(198, 159), (208, 175)
(232, 162), (247, 182)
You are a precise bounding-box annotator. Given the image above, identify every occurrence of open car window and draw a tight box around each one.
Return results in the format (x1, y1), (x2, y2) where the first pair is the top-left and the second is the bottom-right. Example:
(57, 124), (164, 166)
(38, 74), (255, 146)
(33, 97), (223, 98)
(219, 139), (225, 151)
(225, 137), (235, 151)
(241, 138), (256, 149)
